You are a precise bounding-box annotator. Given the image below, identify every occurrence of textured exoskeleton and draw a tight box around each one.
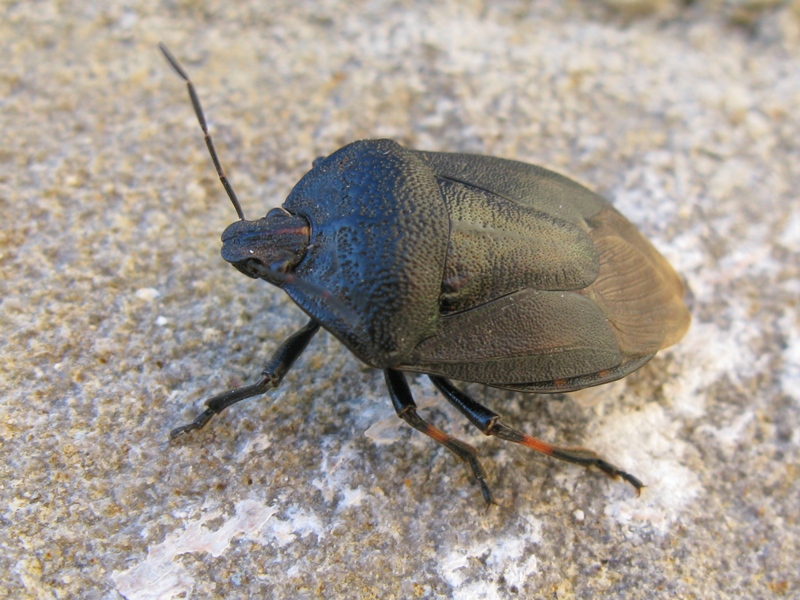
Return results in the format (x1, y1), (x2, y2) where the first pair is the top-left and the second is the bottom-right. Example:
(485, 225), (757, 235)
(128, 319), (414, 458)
(162, 45), (690, 504)
(232, 140), (689, 387)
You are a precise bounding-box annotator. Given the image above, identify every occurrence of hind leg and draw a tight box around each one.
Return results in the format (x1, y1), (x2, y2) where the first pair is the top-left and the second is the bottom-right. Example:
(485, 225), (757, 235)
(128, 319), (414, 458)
(430, 376), (644, 493)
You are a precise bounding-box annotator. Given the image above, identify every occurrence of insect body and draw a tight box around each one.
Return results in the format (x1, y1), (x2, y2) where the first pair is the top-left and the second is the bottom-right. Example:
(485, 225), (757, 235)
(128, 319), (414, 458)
(160, 45), (690, 504)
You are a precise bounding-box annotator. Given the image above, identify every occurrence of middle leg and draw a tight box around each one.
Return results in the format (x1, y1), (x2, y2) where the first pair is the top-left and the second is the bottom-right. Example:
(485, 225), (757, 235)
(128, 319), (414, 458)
(384, 369), (494, 505)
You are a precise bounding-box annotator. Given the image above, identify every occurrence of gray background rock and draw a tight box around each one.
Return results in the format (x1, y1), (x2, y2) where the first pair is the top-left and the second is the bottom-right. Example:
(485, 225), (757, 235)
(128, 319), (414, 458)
(2, 1), (799, 598)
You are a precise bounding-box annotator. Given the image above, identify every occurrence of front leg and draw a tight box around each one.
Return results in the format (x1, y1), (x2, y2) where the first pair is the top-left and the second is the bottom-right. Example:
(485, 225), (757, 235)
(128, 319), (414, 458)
(170, 318), (321, 439)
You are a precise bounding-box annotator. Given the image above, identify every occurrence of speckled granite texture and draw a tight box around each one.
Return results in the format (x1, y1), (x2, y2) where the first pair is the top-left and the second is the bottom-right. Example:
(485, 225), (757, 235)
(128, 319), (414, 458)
(2, 1), (799, 598)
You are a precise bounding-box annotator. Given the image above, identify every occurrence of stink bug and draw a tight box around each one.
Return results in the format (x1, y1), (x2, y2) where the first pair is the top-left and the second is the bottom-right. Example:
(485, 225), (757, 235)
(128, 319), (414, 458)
(160, 44), (690, 504)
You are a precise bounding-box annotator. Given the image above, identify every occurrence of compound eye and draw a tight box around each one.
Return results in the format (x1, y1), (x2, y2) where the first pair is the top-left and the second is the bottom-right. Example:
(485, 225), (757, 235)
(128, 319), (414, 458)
(270, 260), (292, 274)
(230, 259), (262, 279)
(246, 258), (267, 277)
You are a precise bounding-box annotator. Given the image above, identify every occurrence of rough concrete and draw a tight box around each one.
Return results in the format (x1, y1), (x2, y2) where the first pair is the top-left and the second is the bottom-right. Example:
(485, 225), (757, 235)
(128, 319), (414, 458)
(2, 1), (799, 598)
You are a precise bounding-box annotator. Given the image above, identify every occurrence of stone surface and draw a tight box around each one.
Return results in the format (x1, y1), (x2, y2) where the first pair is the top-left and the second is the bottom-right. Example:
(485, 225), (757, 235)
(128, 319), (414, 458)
(2, 1), (798, 598)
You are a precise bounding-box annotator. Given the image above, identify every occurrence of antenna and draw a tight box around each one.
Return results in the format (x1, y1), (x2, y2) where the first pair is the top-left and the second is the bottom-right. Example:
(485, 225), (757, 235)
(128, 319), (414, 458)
(159, 43), (246, 221)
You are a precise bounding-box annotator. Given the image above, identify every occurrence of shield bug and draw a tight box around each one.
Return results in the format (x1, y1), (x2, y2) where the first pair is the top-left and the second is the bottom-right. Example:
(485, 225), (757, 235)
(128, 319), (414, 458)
(160, 44), (690, 505)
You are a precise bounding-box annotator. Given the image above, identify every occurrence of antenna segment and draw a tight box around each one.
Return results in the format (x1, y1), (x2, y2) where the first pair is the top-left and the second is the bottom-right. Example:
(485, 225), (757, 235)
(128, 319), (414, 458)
(159, 43), (246, 220)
